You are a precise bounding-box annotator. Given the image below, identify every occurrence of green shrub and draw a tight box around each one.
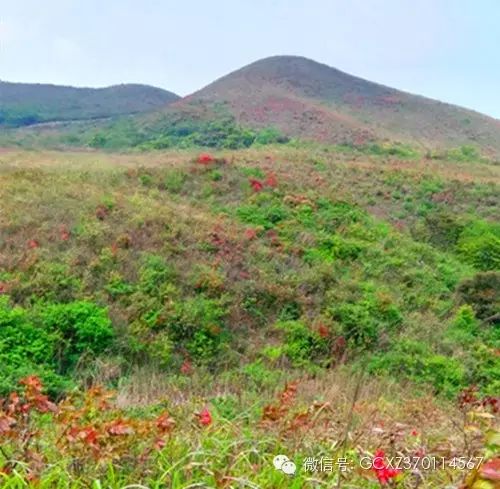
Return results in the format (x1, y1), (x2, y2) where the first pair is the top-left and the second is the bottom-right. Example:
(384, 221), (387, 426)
(242, 360), (281, 388)
(168, 296), (228, 360)
(457, 220), (500, 270)
(138, 254), (175, 296)
(329, 292), (402, 348)
(163, 170), (187, 193)
(368, 340), (466, 397)
(38, 301), (114, 371)
(414, 211), (464, 249)
(456, 271), (499, 320)
(276, 320), (329, 367)
(447, 305), (479, 345)
(0, 297), (74, 395)
(236, 200), (290, 229)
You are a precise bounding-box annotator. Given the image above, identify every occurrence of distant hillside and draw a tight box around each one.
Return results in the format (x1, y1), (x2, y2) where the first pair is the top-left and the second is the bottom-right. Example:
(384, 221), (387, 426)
(148, 55), (500, 155)
(0, 81), (180, 127)
(3, 56), (500, 155)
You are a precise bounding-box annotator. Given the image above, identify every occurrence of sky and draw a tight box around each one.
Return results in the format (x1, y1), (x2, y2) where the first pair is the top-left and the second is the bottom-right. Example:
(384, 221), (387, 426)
(1, 0), (499, 118)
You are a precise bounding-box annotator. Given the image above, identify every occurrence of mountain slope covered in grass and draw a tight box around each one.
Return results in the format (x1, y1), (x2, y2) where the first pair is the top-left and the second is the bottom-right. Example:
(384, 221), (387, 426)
(0, 81), (179, 127)
(0, 145), (498, 486)
(155, 56), (500, 154)
(2, 56), (500, 157)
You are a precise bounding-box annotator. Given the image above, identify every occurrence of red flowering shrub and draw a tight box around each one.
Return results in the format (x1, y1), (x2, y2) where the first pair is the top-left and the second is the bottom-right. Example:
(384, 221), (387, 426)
(197, 407), (212, 426)
(197, 153), (215, 164)
(317, 324), (330, 338)
(264, 172), (278, 188)
(249, 179), (264, 192)
(372, 449), (401, 485)
(244, 228), (258, 240)
(60, 225), (70, 241)
(180, 360), (193, 375)
(27, 239), (39, 249)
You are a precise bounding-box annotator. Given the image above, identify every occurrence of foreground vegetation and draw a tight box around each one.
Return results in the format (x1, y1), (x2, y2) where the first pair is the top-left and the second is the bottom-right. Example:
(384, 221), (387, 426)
(0, 146), (498, 487)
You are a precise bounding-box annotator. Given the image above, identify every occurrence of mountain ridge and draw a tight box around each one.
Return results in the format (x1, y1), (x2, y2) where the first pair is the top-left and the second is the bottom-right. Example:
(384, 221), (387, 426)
(158, 55), (500, 154)
(0, 80), (180, 127)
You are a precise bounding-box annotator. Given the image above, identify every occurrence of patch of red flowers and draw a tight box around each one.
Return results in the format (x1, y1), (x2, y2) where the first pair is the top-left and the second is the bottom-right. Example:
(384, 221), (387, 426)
(249, 179), (264, 192)
(318, 324), (330, 338)
(244, 228), (258, 240)
(372, 449), (401, 485)
(60, 225), (70, 241)
(0, 283), (6, 295)
(27, 239), (39, 249)
(180, 360), (193, 375)
(480, 458), (500, 482)
(249, 172), (279, 192)
(198, 407), (212, 426)
(197, 153), (215, 164)
(264, 172), (278, 187)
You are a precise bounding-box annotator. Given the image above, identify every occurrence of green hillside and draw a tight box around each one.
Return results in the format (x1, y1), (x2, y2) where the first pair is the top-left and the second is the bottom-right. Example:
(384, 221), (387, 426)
(0, 81), (179, 127)
(0, 146), (498, 487)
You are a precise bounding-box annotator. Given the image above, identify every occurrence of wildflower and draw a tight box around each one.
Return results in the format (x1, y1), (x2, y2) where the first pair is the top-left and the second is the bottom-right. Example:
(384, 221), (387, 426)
(480, 458), (500, 482)
(198, 153), (215, 164)
(410, 429), (419, 436)
(244, 228), (258, 240)
(60, 225), (70, 241)
(318, 324), (329, 338)
(180, 360), (192, 375)
(0, 283), (6, 294)
(249, 179), (264, 192)
(265, 172), (278, 187)
(372, 449), (401, 485)
(27, 239), (39, 249)
(198, 407), (212, 426)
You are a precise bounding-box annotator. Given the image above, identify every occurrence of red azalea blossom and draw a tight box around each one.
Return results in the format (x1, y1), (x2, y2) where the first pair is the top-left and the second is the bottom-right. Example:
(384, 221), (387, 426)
(249, 179), (264, 192)
(373, 449), (401, 485)
(198, 407), (212, 426)
(60, 225), (70, 241)
(27, 239), (39, 249)
(197, 153), (215, 164)
(318, 324), (329, 338)
(244, 228), (258, 240)
(480, 457), (500, 481)
(180, 360), (193, 375)
(264, 172), (278, 187)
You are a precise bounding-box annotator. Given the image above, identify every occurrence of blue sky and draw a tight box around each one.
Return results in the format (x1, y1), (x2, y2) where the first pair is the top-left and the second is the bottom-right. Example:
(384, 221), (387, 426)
(1, 0), (499, 118)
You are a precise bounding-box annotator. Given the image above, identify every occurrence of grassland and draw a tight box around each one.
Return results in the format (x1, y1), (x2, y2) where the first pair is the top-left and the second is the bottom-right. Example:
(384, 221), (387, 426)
(0, 146), (498, 488)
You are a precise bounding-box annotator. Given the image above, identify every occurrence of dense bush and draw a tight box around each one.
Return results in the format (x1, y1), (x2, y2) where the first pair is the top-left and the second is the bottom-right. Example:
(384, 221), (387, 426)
(138, 118), (289, 150)
(37, 301), (115, 371)
(368, 339), (466, 397)
(456, 271), (499, 320)
(0, 297), (113, 395)
(276, 320), (329, 366)
(457, 220), (500, 270)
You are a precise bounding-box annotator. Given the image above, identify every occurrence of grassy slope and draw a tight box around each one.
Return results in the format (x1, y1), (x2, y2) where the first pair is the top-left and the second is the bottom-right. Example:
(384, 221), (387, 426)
(0, 147), (498, 487)
(148, 56), (500, 155)
(0, 81), (179, 126)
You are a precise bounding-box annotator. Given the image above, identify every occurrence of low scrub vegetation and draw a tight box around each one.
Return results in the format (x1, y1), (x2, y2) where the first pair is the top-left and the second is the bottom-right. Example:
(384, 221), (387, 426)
(0, 146), (498, 487)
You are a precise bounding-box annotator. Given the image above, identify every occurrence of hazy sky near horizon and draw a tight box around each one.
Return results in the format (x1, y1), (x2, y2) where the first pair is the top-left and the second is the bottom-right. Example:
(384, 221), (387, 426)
(1, 0), (499, 118)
